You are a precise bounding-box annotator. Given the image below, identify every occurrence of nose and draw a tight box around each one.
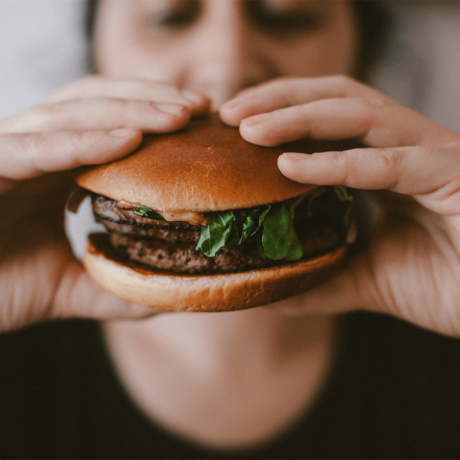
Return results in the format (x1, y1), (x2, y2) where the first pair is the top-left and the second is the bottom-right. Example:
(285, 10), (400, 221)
(180, 0), (277, 108)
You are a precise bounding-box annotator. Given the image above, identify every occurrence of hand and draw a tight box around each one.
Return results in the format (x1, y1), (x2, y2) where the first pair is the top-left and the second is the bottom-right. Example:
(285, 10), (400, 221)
(220, 75), (460, 337)
(0, 76), (210, 331)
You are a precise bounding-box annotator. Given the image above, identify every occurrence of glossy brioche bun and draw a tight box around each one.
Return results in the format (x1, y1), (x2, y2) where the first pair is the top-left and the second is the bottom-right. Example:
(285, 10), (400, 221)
(78, 113), (350, 312)
(83, 234), (346, 312)
(76, 114), (332, 212)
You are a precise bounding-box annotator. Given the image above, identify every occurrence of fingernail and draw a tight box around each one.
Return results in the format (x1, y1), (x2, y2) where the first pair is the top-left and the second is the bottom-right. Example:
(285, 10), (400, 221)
(155, 102), (186, 115)
(281, 152), (310, 161)
(242, 112), (274, 127)
(181, 89), (205, 104)
(109, 127), (135, 137)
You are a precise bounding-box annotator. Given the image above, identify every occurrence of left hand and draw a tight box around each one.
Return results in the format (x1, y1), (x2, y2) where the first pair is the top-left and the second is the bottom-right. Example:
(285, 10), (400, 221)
(220, 75), (460, 337)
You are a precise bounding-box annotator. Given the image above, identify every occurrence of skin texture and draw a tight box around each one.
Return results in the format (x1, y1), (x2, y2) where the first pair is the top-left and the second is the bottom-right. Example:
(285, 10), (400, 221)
(2, 0), (460, 450)
(0, 0), (358, 328)
(220, 75), (460, 336)
(94, 0), (358, 107)
(0, 0), (360, 447)
(0, 78), (210, 330)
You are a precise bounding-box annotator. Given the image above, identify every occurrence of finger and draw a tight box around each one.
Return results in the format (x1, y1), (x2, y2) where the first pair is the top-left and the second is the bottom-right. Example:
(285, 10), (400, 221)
(268, 266), (362, 316)
(238, 97), (449, 149)
(45, 76), (210, 117)
(278, 145), (460, 215)
(52, 261), (161, 321)
(220, 75), (382, 126)
(0, 241), (160, 331)
(268, 251), (382, 319)
(0, 129), (142, 181)
(0, 98), (191, 134)
(270, 228), (460, 337)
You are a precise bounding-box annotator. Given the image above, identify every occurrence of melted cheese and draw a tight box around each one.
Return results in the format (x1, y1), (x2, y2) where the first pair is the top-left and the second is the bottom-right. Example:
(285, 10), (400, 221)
(157, 210), (208, 226)
(117, 200), (207, 226)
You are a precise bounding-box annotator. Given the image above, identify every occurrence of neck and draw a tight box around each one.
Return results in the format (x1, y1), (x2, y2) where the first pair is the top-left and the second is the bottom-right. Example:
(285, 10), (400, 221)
(104, 306), (337, 449)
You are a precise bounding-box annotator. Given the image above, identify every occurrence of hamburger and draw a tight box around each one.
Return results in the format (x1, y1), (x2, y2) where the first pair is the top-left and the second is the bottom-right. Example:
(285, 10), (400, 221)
(73, 114), (354, 312)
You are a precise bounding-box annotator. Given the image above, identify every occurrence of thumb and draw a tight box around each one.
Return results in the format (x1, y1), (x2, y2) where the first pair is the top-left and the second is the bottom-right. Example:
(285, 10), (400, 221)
(269, 252), (373, 316)
(52, 261), (161, 321)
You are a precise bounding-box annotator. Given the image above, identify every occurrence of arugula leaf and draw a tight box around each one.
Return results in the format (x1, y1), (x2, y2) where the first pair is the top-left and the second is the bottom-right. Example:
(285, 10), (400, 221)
(260, 203), (303, 261)
(228, 210), (247, 245)
(251, 206), (271, 237)
(333, 186), (352, 202)
(137, 187), (350, 262)
(135, 205), (165, 220)
(196, 201), (303, 261)
(237, 205), (271, 244)
(225, 206), (271, 246)
(196, 211), (236, 257)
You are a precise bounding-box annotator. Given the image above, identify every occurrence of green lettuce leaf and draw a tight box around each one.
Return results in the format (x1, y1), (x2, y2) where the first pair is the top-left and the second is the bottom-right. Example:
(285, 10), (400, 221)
(196, 211), (236, 257)
(333, 185), (352, 202)
(260, 203), (303, 261)
(196, 200), (304, 260)
(230, 205), (271, 245)
(134, 205), (165, 220)
(137, 187), (351, 262)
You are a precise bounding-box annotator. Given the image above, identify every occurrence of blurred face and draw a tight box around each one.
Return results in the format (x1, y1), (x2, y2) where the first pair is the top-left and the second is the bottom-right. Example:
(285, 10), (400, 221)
(95, 0), (358, 107)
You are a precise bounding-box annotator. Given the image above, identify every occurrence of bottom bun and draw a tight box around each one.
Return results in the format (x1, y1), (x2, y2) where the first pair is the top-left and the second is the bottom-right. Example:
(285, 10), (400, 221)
(83, 233), (346, 312)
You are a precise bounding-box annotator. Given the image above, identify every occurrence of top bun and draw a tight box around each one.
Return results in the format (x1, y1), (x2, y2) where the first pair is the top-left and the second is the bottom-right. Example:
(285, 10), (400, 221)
(77, 114), (333, 212)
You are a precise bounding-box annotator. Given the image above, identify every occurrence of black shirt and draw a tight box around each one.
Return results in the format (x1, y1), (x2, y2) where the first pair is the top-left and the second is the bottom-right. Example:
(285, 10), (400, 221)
(1, 312), (460, 459)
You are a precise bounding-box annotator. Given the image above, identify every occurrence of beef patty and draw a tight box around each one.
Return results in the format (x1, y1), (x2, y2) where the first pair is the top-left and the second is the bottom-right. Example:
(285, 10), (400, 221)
(90, 189), (350, 275)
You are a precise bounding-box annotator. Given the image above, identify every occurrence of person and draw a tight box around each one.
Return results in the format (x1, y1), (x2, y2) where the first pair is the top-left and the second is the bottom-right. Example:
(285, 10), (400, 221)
(1, 1), (460, 458)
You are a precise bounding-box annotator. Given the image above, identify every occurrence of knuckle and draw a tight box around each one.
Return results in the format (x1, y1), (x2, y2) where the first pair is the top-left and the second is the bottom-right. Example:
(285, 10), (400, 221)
(109, 96), (131, 110)
(380, 148), (403, 188)
(316, 150), (350, 184)
(23, 133), (48, 171)
(25, 103), (63, 129)
(354, 98), (378, 121)
(24, 132), (46, 154)
(328, 74), (355, 93)
(364, 96), (391, 109)
(100, 97), (139, 118)
(69, 130), (88, 147)
(327, 74), (375, 99)
(329, 150), (349, 170)
(293, 103), (310, 120)
(68, 132), (90, 165)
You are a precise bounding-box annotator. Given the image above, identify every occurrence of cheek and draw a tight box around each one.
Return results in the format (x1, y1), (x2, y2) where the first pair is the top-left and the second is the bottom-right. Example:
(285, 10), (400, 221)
(266, 14), (358, 78)
(295, 31), (357, 77)
(96, 33), (190, 86)
(94, 6), (179, 82)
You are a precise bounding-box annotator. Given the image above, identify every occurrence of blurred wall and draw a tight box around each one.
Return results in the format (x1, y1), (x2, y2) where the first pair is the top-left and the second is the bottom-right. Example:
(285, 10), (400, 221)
(371, 1), (460, 133)
(0, 0), (87, 118)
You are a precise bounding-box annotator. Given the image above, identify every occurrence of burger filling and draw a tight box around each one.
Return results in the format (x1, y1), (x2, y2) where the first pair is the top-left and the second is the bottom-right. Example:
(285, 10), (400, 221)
(88, 186), (353, 275)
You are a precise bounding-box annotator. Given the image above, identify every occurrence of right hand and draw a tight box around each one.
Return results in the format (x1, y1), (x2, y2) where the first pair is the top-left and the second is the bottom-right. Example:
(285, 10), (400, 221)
(220, 76), (460, 337)
(0, 76), (210, 331)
